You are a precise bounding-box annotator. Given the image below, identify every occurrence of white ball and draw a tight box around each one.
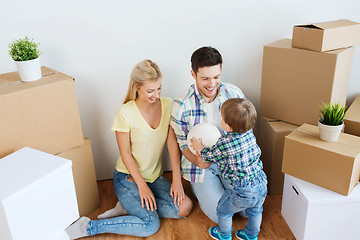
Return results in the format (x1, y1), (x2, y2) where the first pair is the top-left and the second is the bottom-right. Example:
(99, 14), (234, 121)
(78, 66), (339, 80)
(187, 123), (221, 155)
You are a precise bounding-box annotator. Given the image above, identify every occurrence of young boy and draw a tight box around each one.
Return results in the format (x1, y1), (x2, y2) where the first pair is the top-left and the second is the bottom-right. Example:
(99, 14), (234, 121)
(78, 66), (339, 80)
(190, 98), (267, 240)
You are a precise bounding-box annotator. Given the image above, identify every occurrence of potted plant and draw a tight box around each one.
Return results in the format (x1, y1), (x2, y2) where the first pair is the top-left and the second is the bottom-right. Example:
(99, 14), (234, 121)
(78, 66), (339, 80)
(8, 36), (42, 82)
(318, 102), (346, 142)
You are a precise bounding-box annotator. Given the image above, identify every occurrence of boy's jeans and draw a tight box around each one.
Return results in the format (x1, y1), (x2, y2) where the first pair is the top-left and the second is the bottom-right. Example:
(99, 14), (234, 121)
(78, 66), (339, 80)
(217, 171), (268, 237)
(86, 170), (181, 237)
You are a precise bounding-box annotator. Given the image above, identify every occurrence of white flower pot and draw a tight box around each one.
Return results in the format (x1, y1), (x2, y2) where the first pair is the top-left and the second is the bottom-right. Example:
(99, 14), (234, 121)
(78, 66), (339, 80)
(318, 120), (344, 142)
(15, 58), (42, 82)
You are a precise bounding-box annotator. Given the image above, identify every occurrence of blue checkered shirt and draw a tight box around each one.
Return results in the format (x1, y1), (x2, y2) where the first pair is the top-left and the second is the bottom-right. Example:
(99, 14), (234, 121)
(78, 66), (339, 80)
(170, 82), (245, 182)
(200, 130), (263, 182)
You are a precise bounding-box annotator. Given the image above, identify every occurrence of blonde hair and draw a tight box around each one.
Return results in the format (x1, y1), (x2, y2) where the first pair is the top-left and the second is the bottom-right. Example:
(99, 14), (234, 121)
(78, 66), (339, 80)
(123, 60), (162, 104)
(221, 98), (257, 133)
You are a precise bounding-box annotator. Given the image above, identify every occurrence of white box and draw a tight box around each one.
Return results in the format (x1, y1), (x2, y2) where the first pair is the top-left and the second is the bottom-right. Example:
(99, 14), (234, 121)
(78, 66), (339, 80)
(0, 148), (79, 240)
(281, 174), (360, 240)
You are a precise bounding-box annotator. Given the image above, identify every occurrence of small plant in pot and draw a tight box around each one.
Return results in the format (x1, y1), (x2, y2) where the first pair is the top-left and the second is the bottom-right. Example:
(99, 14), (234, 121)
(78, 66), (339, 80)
(8, 36), (42, 82)
(318, 102), (346, 142)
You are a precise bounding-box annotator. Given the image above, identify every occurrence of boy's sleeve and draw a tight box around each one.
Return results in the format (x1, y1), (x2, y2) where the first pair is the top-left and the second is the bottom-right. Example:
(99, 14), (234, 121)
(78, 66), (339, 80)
(170, 100), (189, 151)
(111, 106), (130, 132)
(200, 142), (223, 163)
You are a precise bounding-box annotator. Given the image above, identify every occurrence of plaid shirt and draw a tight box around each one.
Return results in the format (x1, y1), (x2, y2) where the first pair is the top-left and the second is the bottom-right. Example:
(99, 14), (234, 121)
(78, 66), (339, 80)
(200, 130), (263, 182)
(170, 82), (245, 182)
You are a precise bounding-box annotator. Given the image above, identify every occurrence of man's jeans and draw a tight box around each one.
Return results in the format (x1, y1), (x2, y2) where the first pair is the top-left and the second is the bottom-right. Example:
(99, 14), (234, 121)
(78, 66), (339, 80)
(217, 171), (268, 237)
(86, 170), (180, 237)
(190, 163), (232, 223)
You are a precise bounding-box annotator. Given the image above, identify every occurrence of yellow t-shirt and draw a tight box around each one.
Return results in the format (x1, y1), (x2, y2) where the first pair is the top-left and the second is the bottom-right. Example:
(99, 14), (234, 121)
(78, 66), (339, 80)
(111, 97), (173, 183)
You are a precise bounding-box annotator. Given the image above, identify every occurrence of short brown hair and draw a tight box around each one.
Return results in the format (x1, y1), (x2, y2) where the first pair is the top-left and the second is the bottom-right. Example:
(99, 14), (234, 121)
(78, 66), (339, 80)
(191, 46), (222, 74)
(221, 98), (257, 133)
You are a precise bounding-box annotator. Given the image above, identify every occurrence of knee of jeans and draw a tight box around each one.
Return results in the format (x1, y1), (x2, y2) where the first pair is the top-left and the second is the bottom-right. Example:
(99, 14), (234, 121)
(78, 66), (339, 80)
(143, 216), (160, 237)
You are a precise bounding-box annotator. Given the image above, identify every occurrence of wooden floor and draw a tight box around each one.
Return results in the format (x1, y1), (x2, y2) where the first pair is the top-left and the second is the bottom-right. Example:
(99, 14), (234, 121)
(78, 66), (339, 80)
(85, 172), (295, 240)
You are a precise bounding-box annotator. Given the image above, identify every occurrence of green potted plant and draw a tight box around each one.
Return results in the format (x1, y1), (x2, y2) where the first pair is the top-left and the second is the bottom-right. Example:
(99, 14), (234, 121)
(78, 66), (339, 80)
(8, 36), (42, 82)
(318, 102), (346, 142)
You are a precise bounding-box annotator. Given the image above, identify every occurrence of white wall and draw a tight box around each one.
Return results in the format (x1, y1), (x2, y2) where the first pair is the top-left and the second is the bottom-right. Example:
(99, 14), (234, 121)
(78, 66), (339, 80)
(1, 0), (359, 180)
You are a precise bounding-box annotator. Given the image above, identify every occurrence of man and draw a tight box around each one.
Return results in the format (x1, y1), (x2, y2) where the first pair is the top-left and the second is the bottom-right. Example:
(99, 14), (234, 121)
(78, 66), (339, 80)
(170, 46), (246, 223)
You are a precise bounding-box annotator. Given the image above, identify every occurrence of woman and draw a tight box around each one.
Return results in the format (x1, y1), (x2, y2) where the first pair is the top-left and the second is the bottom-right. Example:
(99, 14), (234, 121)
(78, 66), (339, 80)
(66, 60), (193, 239)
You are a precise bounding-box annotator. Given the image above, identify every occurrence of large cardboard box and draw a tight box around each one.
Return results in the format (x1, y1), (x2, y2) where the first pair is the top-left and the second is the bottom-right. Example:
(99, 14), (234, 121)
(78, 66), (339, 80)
(258, 117), (298, 195)
(292, 19), (360, 52)
(344, 94), (360, 137)
(0, 67), (84, 158)
(0, 147), (79, 240)
(282, 123), (360, 196)
(260, 39), (354, 126)
(57, 138), (99, 216)
(281, 174), (360, 240)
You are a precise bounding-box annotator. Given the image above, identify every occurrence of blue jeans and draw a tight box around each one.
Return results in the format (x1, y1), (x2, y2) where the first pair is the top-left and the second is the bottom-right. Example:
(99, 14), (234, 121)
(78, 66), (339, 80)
(86, 170), (181, 237)
(217, 171), (267, 237)
(190, 163), (233, 223)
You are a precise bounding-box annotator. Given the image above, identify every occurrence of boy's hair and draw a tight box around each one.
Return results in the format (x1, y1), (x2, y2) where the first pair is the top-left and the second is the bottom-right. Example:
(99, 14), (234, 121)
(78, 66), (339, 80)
(191, 46), (222, 75)
(221, 98), (257, 134)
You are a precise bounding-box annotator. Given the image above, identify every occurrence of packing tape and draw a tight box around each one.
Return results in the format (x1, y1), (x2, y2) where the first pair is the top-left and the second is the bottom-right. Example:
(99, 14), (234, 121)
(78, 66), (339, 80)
(0, 72), (56, 88)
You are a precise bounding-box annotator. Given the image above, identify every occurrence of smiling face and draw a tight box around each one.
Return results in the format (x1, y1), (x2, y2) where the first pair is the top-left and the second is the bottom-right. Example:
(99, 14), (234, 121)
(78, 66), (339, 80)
(136, 78), (162, 104)
(192, 64), (222, 103)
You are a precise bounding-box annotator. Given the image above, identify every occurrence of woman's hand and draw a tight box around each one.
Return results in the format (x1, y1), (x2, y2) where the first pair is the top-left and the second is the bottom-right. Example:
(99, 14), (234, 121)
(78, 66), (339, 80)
(170, 179), (185, 206)
(138, 182), (157, 212)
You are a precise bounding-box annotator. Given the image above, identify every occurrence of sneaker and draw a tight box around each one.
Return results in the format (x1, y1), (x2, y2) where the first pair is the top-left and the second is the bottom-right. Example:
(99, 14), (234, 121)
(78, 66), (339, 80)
(209, 226), (232, 240)
(235, 229), (257, 240)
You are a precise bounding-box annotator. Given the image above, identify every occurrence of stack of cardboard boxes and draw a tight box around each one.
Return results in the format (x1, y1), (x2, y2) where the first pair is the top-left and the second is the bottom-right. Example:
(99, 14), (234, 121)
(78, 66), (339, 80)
(259, 19), (360, 239)
(0, 66), (99, 217)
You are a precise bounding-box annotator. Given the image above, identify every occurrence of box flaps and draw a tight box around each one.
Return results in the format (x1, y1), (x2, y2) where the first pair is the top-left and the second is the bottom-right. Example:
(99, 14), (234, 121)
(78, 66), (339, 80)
(295, 24), (322, 30)
(345, 94), (360, 120)
(313, 19), (359, 30)
(287, 124), (360, 157)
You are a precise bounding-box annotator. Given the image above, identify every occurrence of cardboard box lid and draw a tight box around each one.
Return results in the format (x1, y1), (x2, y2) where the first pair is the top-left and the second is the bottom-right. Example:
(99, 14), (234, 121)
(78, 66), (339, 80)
(0, 66), (74, 95)
(298, 19), (359, 30)
(287, 124), (360, 157)
(267, 38), (347, 55)
(264, 118), (299, 133)
(345, 94), (360, 121)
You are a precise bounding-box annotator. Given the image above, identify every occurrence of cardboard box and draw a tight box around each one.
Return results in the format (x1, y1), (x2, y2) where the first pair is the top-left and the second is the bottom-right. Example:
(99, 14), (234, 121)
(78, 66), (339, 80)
(282, 123), (360, 196)
(0, 67), (84, 159)
(292, 19), (360, 52)
(281, 174), (360, 240)
(260, 39), (354, 126)
(344, 94), (360, 137)
(258, 117), (298, 195)
(0, 147), (79, 240)
(57, 138), (99, 216)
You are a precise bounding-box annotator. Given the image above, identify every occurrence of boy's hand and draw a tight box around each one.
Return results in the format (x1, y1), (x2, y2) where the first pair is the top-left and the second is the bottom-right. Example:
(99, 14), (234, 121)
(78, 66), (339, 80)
(190, 137), (204, 155)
